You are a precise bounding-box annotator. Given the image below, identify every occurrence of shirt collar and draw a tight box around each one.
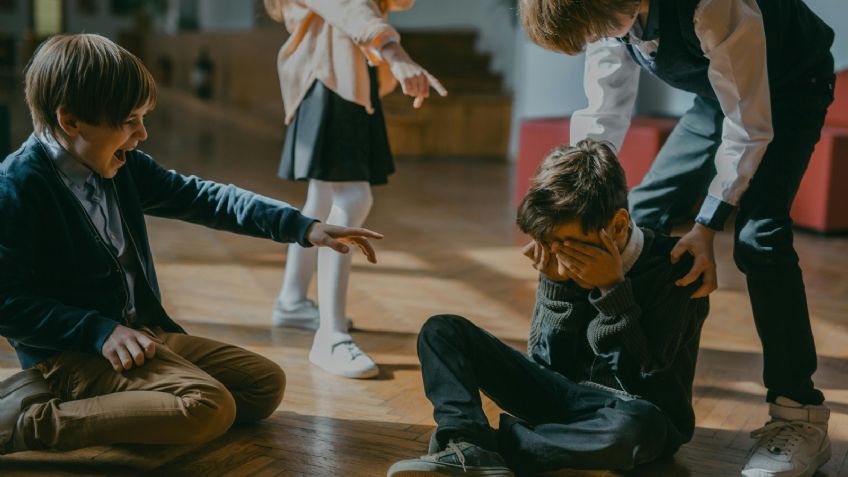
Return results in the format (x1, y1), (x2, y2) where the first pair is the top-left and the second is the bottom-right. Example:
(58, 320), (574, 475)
(38, 130), (97, 191)
(620, 221), (645, 275)
(628, 0), (660, 41)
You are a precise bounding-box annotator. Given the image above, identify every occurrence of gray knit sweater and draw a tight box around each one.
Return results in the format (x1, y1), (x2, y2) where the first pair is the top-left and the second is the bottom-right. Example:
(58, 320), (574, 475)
(527, 228), (709, 440)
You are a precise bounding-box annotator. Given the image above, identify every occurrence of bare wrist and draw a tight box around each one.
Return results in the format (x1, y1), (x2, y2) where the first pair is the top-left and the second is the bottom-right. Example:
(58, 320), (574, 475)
(693, 222), (716, 238)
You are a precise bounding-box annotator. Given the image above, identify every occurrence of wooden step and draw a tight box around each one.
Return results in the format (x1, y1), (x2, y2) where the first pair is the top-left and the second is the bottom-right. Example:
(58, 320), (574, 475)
(399, 30), (479, 54)
(382, 91), (512, 158)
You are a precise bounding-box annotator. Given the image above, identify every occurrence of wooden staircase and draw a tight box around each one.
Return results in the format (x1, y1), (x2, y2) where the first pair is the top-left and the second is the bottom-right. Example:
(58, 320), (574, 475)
(383, 30), (512, 159)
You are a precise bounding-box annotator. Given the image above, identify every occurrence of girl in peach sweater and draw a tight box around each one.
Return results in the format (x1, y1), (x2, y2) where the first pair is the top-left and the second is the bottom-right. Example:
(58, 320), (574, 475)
(264, 0), (445, 378)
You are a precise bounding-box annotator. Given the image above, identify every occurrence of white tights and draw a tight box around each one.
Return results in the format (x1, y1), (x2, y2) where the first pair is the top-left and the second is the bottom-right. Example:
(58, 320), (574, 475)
(278, 179), (373, 338)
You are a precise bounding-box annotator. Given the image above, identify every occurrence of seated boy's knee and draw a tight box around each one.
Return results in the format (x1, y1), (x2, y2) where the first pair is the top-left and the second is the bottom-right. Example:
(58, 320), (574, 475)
(610, 404), (668, 468)
(420, 314), (470, 338)
(249, 361), (286, 421)
(182, 381), (237, 443)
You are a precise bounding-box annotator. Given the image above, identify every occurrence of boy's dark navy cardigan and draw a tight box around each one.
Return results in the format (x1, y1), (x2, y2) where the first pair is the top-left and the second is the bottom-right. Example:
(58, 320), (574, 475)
(0, 134), (316, 368)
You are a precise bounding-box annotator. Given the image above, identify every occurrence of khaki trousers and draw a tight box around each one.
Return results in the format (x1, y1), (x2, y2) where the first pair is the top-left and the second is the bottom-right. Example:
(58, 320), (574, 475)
(22, 330), (285, 450)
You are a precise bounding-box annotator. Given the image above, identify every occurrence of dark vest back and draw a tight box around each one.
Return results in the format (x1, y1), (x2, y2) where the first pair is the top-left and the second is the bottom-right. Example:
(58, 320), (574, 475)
(624, 0), (834, 99)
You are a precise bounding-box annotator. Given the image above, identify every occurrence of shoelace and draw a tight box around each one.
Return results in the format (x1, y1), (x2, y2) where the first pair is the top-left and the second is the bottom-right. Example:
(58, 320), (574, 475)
(332, 341), (364, 361)
(445, 441), (467, 472)
(750, 420), (823, 456)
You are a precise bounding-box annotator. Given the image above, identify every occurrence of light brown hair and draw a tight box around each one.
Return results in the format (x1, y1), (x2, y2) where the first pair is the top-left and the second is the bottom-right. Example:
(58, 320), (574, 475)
(263, 0), (389, 22)
(24, 34), (156, 134)
(519, 0), (641, 54)
(517, 139), (628, 238)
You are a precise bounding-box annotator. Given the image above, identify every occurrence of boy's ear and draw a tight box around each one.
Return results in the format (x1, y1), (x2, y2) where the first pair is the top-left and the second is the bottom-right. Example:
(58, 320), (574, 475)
(55, 106), (80, 137)
(610, 208), (631, 243)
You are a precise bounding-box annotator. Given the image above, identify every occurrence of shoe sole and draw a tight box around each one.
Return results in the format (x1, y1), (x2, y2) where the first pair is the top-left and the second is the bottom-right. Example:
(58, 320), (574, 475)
(741, 438), (831, 477)
(271, 311), (353, 331)
(387, 462), (514, 477)
(308, 351), (379, 379)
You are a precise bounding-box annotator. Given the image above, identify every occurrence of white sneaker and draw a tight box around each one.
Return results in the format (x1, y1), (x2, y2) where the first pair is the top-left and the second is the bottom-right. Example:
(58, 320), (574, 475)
(309, 334), (379, 379)
(271, 299), (352, 331)
(742, 397), (831, 477)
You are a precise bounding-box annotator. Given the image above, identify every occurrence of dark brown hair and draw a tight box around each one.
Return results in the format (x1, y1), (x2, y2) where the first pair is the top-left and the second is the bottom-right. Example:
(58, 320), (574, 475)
(519, 0), (641, 54)
(25, 34), (156, 134)
(517, 139), (628, 239)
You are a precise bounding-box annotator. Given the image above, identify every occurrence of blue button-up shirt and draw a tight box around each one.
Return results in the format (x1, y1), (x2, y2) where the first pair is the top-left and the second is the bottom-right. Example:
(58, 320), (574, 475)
(39, 132), (138, 322)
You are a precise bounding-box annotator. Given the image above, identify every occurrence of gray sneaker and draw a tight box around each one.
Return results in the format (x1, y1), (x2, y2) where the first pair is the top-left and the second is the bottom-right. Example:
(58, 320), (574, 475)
(271, 299), (352, 331)
(387, 440), (514, 477)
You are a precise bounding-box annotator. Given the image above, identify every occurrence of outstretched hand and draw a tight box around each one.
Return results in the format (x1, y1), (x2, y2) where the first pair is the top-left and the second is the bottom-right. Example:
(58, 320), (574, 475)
(306, 223), (384, 263)
(670, 223), (717, 298)
(381, 42), (448, 108)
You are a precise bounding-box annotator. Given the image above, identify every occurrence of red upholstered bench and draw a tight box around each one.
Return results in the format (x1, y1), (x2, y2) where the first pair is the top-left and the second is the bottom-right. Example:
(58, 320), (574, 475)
(790, 70), (848, 233)
(514, 116), (677, 206)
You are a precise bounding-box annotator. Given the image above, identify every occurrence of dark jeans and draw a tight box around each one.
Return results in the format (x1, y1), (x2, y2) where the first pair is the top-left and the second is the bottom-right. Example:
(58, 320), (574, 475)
(629, 56), (836, 405)
(418, 315), (682, 474)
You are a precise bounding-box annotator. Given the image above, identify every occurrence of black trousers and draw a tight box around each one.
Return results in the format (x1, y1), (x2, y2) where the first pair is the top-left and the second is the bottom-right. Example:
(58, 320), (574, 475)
(418, 315), (683, 474)
(629, 55), (836, 405)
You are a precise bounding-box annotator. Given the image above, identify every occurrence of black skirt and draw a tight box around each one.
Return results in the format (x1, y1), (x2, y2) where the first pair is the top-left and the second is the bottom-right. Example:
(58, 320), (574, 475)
(278, 67), (395, 185)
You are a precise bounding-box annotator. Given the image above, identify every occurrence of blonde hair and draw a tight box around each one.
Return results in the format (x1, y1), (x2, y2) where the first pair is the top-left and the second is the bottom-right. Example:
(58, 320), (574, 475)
(24, 34), (156, 134)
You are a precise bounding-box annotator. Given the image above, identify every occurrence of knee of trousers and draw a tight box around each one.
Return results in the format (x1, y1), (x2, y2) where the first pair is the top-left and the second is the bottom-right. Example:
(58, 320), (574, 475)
(419, 315), (470, 340)
(241, 361), (287, 422)
(417, 315), (471, 351)
(733, 218), (799, 273)
(180, 381), (238, 444)
(605, 403), (669, 470)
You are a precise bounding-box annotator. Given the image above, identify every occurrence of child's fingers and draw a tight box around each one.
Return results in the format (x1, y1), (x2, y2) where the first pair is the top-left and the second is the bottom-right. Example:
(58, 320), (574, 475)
(533, 241), (542, 267)
(413, 96), (425, 109)
(427, 72), (448, 97)
(521, 241), (536, 259)
(669, 241), (687, 264)
(690, 266), (718, 298)
(125, 339), (146, 367)
(557, 254), (583, 278)
(115, 346), (133, 371)
(417, 74), (428, 97)
(138, 333), (159, 358)
(318, 235), (350, 254)
(343, 237), (377, 264)
(675, 259), (707, 287)
(558, 247), (587, 267)
(557, 255), (568, 276)
(334, 227), (384, 240)
(600, 229), (620, 257)
(563, 240), (599, 259)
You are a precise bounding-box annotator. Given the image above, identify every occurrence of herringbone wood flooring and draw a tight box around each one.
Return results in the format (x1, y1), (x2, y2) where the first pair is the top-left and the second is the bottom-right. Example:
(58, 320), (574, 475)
(1, 90), (847, 476)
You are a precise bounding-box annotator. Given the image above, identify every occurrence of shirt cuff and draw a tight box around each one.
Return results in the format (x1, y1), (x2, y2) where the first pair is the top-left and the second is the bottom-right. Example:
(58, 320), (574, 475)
(364, 31), (400, 64)
(292, 214), (319, 248)
(696, 195), (735, 231)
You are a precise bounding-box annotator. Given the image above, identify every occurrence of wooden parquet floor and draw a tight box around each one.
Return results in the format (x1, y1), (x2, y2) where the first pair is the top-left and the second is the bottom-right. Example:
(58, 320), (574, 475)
(1, 90), (847, 476)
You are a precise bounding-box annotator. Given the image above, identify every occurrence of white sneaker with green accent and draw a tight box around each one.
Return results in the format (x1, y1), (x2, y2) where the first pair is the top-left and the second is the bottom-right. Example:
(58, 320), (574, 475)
(742, 397), (831, 477)
(309, 333), (379, 379)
